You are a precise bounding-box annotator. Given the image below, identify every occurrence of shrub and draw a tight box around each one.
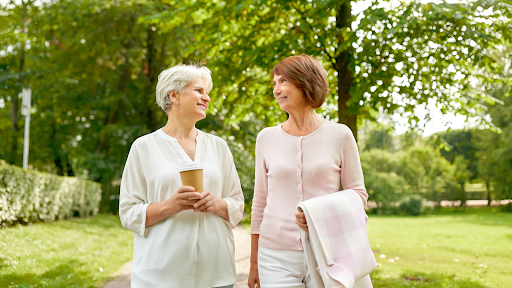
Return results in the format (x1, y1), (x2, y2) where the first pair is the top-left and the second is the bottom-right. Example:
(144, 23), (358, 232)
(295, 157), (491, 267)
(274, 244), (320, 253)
(501, 202), (512, 213)
(0, 160), (101, 226)
(398, 195), (429, 216)
(364, 170), (408, 215)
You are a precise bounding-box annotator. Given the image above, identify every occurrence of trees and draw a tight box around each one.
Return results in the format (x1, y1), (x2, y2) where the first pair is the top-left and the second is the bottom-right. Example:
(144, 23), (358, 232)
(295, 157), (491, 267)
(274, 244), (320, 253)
(1, 0), (204, 212)
(169, 0), (512, 140)
(1, 0), (510, 213)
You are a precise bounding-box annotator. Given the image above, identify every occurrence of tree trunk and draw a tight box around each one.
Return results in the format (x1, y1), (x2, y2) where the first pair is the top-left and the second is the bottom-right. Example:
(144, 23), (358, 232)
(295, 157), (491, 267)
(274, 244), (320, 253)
(95, 41), (132, 155)
(486, 180), (492, 206)
(143, 26), (168, 132)
(335, 2), (358, 142)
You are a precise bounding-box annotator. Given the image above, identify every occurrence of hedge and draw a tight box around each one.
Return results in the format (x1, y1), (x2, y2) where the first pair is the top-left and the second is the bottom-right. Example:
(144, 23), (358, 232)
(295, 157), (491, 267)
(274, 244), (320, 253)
(0, 160), (102, 226)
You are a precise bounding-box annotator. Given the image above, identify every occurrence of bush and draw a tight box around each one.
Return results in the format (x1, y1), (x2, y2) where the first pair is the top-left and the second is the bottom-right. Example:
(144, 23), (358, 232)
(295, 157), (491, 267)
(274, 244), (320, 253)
(0, 160), (102, 226)
(398, 195), (426, 216)
(364, 170), (408, 215)
(501, 202), (512, 213)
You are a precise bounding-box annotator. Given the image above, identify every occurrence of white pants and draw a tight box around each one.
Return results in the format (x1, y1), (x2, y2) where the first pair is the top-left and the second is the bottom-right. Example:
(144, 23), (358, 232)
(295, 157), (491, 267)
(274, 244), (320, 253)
(258, 246), (314, 288)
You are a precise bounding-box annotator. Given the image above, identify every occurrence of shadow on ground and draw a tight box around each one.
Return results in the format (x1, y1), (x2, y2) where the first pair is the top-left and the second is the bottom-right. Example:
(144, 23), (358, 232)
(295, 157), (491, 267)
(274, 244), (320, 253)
(0, 260), (90, 288)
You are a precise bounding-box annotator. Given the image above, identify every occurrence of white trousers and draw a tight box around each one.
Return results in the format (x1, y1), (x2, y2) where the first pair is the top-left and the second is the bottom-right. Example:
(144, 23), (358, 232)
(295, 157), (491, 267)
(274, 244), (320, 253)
(258, 246), (314, 288)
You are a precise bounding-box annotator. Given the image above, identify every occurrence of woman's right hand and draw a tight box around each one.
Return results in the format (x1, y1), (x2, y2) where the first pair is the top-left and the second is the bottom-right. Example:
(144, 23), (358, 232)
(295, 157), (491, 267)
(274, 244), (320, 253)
(145, 186), (202, 228)
(248, 234), (260, 288)
(248, 264), (260, 288)
(166, 186), (202, 214)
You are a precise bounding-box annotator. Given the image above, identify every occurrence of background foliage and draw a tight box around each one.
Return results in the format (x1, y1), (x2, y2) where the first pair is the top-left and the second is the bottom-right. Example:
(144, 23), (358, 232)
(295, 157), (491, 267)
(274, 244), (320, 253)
(0, 160), (101, 226)
(0, 0), (511, 214)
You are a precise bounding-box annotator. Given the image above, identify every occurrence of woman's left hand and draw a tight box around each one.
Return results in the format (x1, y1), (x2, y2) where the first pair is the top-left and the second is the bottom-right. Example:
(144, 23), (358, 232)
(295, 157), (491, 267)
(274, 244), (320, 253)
(295, 208), (308, 231)
(193, 190), (218, 213)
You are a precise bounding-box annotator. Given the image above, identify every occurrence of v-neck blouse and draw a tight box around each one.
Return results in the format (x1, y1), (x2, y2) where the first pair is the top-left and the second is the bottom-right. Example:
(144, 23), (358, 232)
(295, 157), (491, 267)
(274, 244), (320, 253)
(154, 128), (203, 163)
(119, 128), (244, 287)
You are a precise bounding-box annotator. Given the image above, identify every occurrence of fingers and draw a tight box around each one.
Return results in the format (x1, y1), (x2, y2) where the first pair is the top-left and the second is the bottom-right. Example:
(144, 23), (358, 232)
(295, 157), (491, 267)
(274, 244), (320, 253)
(177, 186), (201, 200)
(193, 192), (215, 212)
(295, 211), (308, 231)
(295, 220), (308, 231)
(295, 211), (306, 219)
(193, 192), (212, 207)
(295, 212), (307, 223)
(177, 186), (196, 193)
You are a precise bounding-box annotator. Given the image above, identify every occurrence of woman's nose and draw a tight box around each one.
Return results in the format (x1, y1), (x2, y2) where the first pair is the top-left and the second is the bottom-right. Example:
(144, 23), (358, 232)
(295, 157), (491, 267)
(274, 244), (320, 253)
(273, 85), (281, 96)
(203, 94), (211, 102)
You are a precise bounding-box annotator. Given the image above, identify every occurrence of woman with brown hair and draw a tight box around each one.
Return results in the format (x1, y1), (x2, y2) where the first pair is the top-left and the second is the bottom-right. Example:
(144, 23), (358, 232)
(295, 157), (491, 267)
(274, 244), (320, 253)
(248, 55), (368, 288)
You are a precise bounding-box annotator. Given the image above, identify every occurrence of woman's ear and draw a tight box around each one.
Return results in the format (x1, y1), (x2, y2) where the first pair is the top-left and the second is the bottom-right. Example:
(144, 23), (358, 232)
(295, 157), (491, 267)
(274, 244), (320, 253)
(168, 91), (179, 105)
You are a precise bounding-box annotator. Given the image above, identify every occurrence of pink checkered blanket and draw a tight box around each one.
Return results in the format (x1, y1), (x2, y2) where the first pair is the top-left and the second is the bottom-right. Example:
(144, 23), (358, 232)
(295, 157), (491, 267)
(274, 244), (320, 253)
(298, 190), (377, 288)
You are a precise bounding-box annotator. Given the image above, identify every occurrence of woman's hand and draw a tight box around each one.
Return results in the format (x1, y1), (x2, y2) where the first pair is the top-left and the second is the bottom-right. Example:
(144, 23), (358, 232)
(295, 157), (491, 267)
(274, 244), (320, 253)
(145, 186), (201, 228)
(295, 208), (308, 231)
(248, 264), (260, 288)
(166, 186), (202, 214)
(193, 190), (218, 213)
(248, 234), (260, 288)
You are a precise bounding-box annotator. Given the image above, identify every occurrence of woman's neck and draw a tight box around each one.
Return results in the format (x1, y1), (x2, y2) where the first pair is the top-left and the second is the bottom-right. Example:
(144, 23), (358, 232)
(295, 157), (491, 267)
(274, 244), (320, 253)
(162, 111), (197, 141)
(282, 106), (324, 136)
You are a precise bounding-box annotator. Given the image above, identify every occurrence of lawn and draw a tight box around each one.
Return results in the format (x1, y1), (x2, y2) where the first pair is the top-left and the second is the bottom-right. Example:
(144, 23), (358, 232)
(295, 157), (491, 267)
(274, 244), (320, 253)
(241, 207), (512, 287)
(2, 208), (511, 287)
(0, 215), (133, 288)
(368, 207), (512, 287)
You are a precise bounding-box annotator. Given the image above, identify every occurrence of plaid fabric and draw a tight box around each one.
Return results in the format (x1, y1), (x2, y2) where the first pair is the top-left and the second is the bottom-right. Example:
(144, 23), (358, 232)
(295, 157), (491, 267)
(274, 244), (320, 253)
(298, 190), (376, 288)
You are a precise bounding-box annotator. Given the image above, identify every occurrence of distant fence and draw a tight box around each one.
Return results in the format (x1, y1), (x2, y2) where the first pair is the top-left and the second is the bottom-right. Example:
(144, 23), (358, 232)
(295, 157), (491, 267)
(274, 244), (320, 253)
(0, 160), (102, 227)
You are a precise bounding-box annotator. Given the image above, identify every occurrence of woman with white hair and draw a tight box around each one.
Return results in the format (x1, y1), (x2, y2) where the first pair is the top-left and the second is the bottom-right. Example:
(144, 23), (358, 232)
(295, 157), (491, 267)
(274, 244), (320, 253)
(119, 64), (244, 288)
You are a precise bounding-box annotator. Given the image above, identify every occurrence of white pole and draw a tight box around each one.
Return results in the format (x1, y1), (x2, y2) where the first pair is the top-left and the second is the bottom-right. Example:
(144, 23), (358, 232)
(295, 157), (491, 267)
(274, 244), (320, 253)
(21, 88), (31, 169)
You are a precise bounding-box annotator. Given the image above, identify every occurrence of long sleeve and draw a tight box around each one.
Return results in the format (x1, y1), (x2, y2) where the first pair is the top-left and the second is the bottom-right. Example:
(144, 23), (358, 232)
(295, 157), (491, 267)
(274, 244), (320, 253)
(250, 131), (268, 234)
(252, 122), (369, 251)
(119, 143), (150, 237)
(340, 127), (368, 205)
(221, 142), (245, 228)
(120, 129), (239, 287)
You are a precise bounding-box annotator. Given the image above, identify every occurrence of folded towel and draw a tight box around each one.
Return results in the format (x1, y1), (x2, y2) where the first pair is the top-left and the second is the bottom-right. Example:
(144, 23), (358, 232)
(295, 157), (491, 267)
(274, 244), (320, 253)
(298, 190), (377, 288)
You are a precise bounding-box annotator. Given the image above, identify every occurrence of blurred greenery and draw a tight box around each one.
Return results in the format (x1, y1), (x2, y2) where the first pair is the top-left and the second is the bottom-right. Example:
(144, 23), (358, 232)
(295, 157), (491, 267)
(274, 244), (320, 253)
(0, 0), (511, 214)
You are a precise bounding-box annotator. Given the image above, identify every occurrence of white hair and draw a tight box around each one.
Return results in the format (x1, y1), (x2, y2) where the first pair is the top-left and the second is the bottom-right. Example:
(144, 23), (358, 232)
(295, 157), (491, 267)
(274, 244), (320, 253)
(155, 64), (213, 113)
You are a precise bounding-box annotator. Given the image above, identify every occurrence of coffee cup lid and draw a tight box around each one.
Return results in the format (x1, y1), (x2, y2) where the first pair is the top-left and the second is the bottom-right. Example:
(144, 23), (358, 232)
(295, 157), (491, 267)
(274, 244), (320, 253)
(178, 163), (203, 172)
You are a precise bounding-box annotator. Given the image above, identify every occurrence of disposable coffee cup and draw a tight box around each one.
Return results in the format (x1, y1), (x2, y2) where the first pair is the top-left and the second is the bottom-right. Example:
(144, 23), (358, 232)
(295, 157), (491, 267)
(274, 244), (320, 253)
(178, 163), (203, 200)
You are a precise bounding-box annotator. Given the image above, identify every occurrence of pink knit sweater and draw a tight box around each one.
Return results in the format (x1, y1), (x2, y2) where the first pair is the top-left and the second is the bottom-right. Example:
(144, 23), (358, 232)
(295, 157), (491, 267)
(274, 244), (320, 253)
(250, 120), (368, 251)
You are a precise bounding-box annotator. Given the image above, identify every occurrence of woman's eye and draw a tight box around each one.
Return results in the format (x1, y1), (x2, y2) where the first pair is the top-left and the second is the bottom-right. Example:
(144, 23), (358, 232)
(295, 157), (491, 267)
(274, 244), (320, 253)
(281, 79), (286, 83)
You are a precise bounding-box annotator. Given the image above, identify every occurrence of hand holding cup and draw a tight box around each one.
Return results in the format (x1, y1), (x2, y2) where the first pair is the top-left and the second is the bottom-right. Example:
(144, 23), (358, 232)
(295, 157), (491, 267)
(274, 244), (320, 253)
(193, 190), (218, 213)
(167, 186), (202, 213)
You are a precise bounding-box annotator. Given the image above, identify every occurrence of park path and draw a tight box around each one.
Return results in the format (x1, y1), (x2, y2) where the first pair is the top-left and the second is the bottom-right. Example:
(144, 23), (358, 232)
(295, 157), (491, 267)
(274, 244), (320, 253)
(103, 225), (251, 288)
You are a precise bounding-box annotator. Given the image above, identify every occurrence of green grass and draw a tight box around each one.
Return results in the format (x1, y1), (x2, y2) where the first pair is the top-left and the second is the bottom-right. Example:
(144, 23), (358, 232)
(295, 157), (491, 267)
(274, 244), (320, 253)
(0, 215), (133, 288)
(368, 207), (512, 287)
(242, 207), (512, 287)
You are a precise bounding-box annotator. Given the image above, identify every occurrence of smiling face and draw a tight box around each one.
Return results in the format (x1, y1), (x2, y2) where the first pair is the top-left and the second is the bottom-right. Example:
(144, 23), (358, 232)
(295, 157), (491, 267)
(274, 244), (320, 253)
(170, 77), (210, 121)
(272, 74), (306, 113)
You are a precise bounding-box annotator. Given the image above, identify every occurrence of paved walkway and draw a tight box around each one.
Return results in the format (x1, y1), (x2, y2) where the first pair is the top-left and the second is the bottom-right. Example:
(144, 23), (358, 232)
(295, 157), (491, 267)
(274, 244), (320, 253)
(103, 225), (251, 288)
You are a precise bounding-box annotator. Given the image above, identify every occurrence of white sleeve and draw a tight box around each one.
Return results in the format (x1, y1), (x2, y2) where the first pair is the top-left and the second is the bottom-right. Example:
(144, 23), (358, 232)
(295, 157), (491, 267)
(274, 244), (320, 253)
(119, 143), (150, 237)
(221, 142), (245, 229)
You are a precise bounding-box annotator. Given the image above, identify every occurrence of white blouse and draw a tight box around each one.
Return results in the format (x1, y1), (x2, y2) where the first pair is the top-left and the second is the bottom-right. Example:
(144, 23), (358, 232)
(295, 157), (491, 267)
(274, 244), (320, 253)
(119, 128), (244, 288)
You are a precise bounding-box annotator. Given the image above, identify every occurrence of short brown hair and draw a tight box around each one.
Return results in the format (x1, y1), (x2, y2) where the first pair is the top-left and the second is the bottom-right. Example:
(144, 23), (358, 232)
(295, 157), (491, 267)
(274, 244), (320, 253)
(272, 54), (328, 109)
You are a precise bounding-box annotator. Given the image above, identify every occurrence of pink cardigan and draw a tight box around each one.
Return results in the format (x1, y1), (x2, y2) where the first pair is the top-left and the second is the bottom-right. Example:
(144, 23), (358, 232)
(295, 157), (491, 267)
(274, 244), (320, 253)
(251, 120), (368, 250)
